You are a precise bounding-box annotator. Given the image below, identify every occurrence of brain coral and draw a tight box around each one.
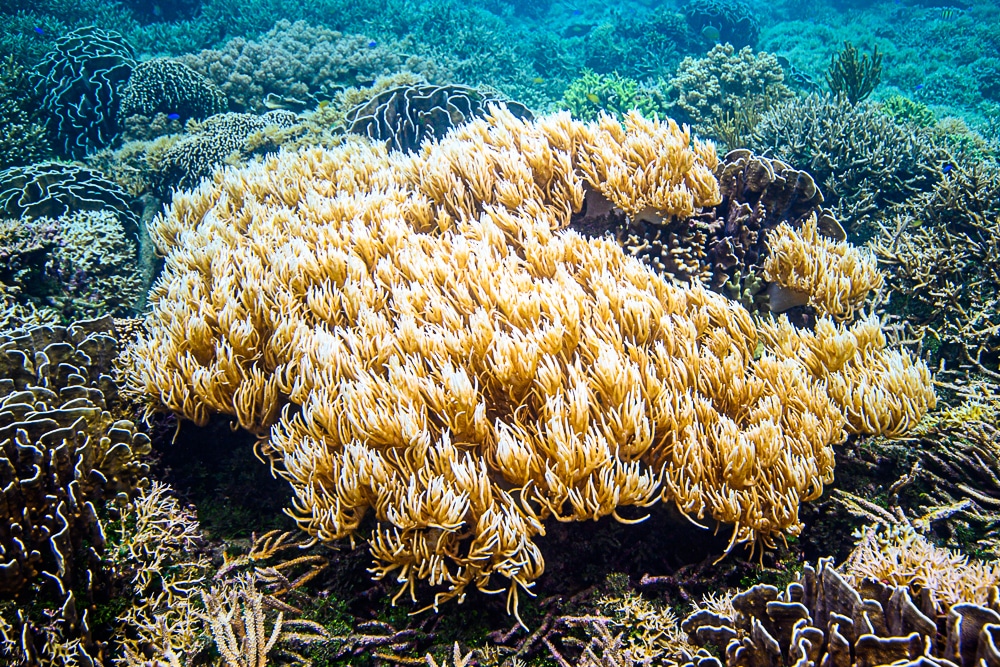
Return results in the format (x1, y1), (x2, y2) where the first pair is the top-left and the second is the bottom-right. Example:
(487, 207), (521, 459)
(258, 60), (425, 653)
(32, 27), (136, 158)
(124, 110), (933, 612)
(119, 58), (228, 121)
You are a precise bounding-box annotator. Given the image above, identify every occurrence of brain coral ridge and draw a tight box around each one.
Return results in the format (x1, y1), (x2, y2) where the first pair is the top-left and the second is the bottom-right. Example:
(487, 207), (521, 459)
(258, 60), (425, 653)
(124, 109), (934, 612)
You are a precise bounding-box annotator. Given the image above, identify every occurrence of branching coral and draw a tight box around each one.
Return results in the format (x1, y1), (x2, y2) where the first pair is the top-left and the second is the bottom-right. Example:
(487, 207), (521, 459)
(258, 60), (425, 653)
(750, 95), (948, 230)
(667, 45), (792, 132)
(872, 162), (1000, 370)
(179, 20), (446, 113)
(123, 110), (932, 613)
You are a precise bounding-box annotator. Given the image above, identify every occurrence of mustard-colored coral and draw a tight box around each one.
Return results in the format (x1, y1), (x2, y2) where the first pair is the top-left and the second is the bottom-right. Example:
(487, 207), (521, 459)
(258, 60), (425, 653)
(124, 109), (932, 612)
(758, 315), (935, 436)
(763, 214), (883, 322)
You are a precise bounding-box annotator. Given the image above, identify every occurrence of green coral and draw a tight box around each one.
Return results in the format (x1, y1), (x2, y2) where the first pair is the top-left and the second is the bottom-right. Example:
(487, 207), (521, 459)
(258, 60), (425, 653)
(879, 95), (937, 128)
(561, 70), (670, 122)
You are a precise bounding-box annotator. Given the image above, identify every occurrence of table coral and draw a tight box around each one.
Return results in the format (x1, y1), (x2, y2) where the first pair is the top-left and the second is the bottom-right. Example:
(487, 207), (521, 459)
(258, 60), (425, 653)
(123, 110), (933, 613)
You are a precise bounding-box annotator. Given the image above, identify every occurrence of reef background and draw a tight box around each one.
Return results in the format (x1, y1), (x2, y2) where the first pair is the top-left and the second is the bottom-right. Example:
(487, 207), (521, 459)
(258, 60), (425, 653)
(2, 0), (1000, 665)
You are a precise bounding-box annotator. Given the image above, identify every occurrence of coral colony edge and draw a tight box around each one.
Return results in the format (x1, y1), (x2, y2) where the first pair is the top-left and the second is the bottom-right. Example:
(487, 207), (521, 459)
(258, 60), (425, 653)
(1, 0), (1000, 665)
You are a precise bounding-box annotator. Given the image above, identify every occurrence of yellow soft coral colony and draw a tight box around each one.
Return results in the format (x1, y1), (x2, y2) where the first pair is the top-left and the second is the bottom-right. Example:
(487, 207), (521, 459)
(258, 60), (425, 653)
(123, 109), (931, 614)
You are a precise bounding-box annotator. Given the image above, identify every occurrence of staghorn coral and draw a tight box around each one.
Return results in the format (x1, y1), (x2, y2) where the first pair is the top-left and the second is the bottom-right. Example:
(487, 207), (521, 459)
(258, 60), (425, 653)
(123, 110), (931, 613)
(179, 20), (445, 114)
(120, 58), (228, 121)
(32, 26), (135, 158)
(762, 215), (882, 323)
(871, 162), (1000, 370)
(345, 84), (532, 153)
(0, 317), (151, 665)
(667, 44), (793, 134)
(749, 95), (948, 231)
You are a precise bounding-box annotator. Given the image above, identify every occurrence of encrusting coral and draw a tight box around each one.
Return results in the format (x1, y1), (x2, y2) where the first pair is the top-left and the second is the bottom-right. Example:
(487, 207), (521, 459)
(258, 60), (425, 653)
(123, 109), (933, 614)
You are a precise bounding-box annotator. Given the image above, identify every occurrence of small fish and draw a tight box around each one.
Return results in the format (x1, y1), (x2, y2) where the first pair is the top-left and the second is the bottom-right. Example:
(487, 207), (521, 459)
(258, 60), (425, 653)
(701, 24), (721, 42)
(318, 100), (330, 110)
(572, 8), (582, 15)
(942, 163), (954, 173)
(586, 92), (600, 104)
(940, 7), (961, 18)
(368, 40), (378, 48)
(562, 23), (593, 37)
(532, 76), (545, 84)
(167, 113), (181, 120)
(33, 26), (45, 35)
(915, 83), (925, 90)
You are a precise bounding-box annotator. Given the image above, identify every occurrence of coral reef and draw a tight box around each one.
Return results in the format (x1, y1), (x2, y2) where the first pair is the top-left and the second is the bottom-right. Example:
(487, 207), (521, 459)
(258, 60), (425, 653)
(580, 8), (695, 80)
(561, 71), (672, 123)
(152, 110), (298, 192)
(0, 55), (51, 168)
(682, 0), (760, 48)
(681, 553), (1000, 667)
(683, 515), (1000, 667)
(32, 26), (135, 158)
(872, 162), (1000, 371)
(119, 58), (228, 121)
(123, 110), (932, 612)
(825, 41), (883, 104)
(0, 161), (137, 235)
(0, 211), (144, 322)
(346, 83), (532, 153)
(179, 20), (446, 114)
(703, 150), (844, 308)
(750, 95), (949, 231)
(667, 45), (793, 132)
(0, 317), (150, 664)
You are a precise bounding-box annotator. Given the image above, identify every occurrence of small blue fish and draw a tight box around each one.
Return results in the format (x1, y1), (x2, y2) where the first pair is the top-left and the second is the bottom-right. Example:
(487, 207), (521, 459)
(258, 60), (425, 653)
(915, 83), (924, 90)
(943, 163), (953, 173)
(572, 8), (582, 15)
(167, 113), (181, 120)
(368, 40), (377, 48)
(33, 26), (45, 35)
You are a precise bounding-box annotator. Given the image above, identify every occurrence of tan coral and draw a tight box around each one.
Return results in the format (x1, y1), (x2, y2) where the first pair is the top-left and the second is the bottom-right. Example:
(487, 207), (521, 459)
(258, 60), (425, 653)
(124, 109), (932, 612)
(762, 214), (883, 322)
(759, 315), (935, 436)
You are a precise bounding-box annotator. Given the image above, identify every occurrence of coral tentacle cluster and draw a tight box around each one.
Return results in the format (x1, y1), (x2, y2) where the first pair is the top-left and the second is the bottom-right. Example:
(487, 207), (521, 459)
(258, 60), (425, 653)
(123, 109), (933, 609)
